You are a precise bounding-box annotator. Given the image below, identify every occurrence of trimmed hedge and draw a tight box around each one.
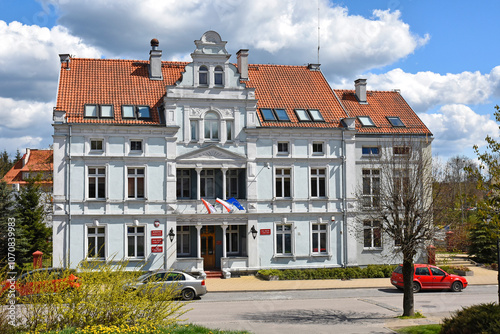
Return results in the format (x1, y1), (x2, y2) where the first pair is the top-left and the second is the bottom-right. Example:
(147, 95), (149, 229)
(257, 265), (396, 280)
(440, 303), (500, 334)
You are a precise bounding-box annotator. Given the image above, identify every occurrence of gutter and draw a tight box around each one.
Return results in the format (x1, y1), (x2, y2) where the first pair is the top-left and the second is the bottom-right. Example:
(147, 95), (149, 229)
(66, 124), (72, 268)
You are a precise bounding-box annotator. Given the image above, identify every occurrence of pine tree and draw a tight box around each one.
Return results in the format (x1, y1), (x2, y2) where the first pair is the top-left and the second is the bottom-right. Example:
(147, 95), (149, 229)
(15, 176), (52, 266)
(0, 181), (14, 266)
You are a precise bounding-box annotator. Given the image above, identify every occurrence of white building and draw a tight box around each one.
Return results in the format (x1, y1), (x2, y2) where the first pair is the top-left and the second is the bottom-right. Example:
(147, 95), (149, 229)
(52, 31), (432, 276)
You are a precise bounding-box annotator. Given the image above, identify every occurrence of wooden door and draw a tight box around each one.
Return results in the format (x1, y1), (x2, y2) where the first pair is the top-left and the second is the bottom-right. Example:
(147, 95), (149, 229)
(201, 226), (216, 269)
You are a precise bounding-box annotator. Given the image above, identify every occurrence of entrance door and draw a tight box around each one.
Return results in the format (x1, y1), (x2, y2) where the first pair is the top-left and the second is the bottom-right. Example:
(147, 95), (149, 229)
(201, 226), (216, 269)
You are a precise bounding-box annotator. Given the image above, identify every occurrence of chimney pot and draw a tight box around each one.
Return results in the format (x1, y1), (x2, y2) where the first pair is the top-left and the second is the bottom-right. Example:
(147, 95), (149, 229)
(237, 49), (249, 81)
(151, 38), (159, 50)
(354, 78), (367, 104)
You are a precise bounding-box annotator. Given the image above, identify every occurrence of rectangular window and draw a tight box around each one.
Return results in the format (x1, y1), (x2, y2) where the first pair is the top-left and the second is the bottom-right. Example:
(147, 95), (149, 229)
(310, 168), (326, 197)
(88, 167), (105, 199)
(394, 170), (410, 204)
(277, 142), (289, 154)
(312, 224), (327, 254)
(387, 116), (405, 127)
(137, 106), (150, 119)
(176, 169), (191, 199)
(226, 121), (233, 141)
(177, 226), (190, 255)
(100, 105), (113, 118)
(275, 168), (291, 198)
(295, 109), (311, 121)
(362, 147), (379, 156)
(260, 108), (276, 121)
(90, 139), (103, 151)
(130, 140), (142, 152)
(128, 168), (145, 199)
(312, 142), (324, 154)
(127, 226), (145, 258)
(122, 105), (135, 118)
(85, 105), (114, 118)
(276, 224), (292, 255)
(200, 169), (215, 198)
(363, 220), (382, 248)
(85, 105), (98, 118)
(362, 169), (380, 208)
(121, 105), (150, 119)
(87, 226), (106, 259)
(358, 116), (375, 127)
(394, 146), (410, 155)
(308, 109), (324, 121)
(226, 169), (239, 198)
(190, 120), (198, 140)
(226, 225), (239, 254)
(274, 109), (290, 121)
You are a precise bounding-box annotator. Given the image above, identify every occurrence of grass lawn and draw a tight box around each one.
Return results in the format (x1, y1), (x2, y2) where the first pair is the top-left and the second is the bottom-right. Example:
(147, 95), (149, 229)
(395, 324), (441, 334)
(28, 324), (251, 334)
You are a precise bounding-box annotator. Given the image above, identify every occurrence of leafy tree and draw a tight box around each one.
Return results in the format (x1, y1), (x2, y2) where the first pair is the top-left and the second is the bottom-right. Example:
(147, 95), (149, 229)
(15, 176), (52, 265)
(356, 136), (437, 316)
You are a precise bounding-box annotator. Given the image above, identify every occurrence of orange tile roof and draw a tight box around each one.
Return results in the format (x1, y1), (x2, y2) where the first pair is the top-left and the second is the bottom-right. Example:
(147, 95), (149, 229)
(55, 57), (430, 136)
(335, 90), (432, 135)
(2, 149), (53, 185)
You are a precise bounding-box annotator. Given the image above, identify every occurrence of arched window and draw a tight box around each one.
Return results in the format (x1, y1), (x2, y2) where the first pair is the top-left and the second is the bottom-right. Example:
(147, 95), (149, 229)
(199, 65), (208, 85)
(214, 66), (223, 86)
(204, 112), (219, 140)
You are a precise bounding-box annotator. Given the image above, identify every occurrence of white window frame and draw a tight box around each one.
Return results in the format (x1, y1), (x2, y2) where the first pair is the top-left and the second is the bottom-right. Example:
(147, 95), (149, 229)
(90, 139), (104, 152)
(226, 120), (233, 141)
(275, 168), (292, 199)
(274, 222), (294, 257)
(310, 167), (326, 198)
(190, 120), (198, 141)
(310, 222), (329, 255)
(127, 167), (146, 199)
(176, 169), (191, 199)
(200, 169), (216, 198)
(177, 226), (191, 256)
(204, 112), (220, 141)
(226, 225), (239, 254)
(362, 146), (380, 157)
(312, 141), (324, 155)
(125, 225), (146, 259)
(87, 166), (106, 200)
(362, 169), (380, 208)
(199, 65), (208, 86)
(277, 141), (289, 155)
(86, 224), (107, 260)
(130, 139), (143, 153)
(363, 220), (382, 249)
(226, 169), (239, 199)
(214, 65), (224, 86)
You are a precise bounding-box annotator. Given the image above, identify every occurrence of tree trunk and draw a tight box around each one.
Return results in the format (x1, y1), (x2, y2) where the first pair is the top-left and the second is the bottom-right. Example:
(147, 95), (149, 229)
(402, 256), (415, 316)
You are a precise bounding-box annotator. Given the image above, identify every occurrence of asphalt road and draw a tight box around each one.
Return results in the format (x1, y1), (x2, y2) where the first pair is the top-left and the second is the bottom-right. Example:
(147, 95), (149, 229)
(183, 285), (498, 334)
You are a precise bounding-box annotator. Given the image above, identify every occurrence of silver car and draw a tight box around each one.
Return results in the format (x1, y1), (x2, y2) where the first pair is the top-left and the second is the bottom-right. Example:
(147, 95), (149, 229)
(131, 270), (207, 300)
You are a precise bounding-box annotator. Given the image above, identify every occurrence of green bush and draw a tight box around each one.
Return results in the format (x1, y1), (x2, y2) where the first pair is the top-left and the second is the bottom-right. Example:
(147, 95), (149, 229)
(256, 265), (397, 281)
(440, 303), (500, 334)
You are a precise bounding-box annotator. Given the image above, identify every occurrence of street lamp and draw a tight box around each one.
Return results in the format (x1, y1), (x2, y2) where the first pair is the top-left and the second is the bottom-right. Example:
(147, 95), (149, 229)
(250, 225), (258, 239)
(168, 228), (176, 242)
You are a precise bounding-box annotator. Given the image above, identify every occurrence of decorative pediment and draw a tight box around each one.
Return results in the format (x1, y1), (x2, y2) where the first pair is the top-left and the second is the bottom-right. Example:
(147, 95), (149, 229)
(176, 145), (246, 165)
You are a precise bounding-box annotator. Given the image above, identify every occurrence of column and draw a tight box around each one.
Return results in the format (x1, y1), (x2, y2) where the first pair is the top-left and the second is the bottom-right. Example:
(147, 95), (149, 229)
(221, 223), (228, 259)
(196, 224), (202, 259)
(221, 167), (228, 200)
(195, 167), (202, 201)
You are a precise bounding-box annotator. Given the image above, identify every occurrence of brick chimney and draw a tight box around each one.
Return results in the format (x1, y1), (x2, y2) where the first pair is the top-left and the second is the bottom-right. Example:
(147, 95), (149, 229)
(149, 38), (163, 80)
(354, 78), (367, 104)
(237, 49), (249, 81)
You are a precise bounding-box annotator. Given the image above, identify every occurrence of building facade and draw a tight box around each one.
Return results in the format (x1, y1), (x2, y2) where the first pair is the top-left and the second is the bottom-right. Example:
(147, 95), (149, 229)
(52, 31), (432, 276)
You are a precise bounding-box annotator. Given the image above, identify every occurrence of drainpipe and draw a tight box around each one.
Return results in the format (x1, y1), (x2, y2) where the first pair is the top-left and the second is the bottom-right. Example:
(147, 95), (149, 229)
(342, 128), (348, 268)
(66, 124), (72, 268)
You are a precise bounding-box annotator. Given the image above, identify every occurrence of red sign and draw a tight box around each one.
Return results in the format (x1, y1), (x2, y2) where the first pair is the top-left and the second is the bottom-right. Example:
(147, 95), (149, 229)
(151, 238), (163, 245)
(260, 229), (271, 235)
(216, 240), (222, 246)
(151, 230), (162, 237)
(151, 246), (163, 253)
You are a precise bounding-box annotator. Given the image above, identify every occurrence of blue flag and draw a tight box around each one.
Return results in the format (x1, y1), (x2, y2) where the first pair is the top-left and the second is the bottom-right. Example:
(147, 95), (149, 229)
(226, 197), (245, 210)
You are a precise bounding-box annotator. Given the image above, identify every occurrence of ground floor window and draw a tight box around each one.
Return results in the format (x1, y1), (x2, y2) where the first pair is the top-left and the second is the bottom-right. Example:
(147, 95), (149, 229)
(87, 226), (106, 259)
(312, 224), (327, 254)
(226, 225), (239, 254)
(177, 226), (191, 255)
(276, 224), (292, 255)
(363, 220), (382, 249)
(127, 226), (145, 258)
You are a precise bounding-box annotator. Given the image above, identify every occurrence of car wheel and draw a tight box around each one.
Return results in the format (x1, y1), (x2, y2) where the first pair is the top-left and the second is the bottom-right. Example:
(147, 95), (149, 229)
(181, 289), (195, 301)
(412, 282), (421, 293)
(451, 281), (462, 292)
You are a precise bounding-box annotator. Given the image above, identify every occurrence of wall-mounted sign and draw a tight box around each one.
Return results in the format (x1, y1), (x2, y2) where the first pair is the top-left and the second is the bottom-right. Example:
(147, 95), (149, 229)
(151, 238), (163, 245)
(260, 229), (271, 235)
(154, 220), (160, 228)
(151, 246), (163, 253)
(216, 240), (222, 246)
(151, 230), (162, 237)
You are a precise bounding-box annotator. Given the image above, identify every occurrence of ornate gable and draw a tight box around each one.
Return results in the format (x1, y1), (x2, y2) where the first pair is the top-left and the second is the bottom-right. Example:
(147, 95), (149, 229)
(176, 145), (246, 168)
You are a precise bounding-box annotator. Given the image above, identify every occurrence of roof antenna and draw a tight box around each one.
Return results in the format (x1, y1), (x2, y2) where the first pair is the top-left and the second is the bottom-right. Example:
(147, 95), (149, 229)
(317, 0), (320, 65)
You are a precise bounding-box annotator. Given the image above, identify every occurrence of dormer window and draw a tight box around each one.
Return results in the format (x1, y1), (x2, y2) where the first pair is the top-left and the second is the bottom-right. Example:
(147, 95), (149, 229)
(358, 116), (375, 127)
(122, 105), (151, 120)
(199, 65), (208, 85)
(387, 116), (405, 127)
(214, 66), (224, 86)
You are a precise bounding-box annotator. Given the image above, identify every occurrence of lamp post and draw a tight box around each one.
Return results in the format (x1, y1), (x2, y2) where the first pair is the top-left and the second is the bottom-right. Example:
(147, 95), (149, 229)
(250, 225), (258, 239)
(168, 228), (175, 242)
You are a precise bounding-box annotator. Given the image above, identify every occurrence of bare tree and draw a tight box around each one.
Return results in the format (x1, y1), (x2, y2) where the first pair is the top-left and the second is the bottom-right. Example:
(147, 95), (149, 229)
(356, 136), (435, 316)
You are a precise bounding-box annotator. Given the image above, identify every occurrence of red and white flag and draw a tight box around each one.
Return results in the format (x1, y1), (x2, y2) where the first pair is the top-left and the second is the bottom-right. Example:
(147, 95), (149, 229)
(216, 198), (235, 213)
(201, 198), (217, 214)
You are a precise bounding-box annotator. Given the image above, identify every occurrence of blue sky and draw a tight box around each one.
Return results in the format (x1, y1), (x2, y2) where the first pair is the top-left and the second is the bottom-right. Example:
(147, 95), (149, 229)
(0, 0), (499, 162)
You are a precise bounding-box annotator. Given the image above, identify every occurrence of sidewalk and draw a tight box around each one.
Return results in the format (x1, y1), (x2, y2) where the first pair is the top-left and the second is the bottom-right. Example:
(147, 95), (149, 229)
(205, 263), (498, 292)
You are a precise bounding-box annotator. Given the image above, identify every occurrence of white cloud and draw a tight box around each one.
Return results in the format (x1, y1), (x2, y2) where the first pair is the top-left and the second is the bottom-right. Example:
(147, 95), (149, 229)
(49, 0), (428, 78)
(419, 104), (500, 157)
(365, 66), (500, 112)
(0, 20), (101, 101)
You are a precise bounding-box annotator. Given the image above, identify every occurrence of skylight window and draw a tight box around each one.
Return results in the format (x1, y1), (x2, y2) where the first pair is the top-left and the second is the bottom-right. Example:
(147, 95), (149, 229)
(308, 109), (324, 121)
(261, 108), (276, 121)
(387, 116), (405, 127)
(295, 109), (311, 121)
(358, 116), (375, 127)
(84, 104), (114, 119)
(274, 109), (290, 121)
(122, 105), (151, 120)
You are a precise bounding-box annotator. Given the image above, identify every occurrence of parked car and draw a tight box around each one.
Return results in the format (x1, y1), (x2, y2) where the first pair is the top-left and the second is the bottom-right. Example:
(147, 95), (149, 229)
(1, 268), (80, 297)
(391, 264), (468, 293)
(128, 270), (207, 300)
